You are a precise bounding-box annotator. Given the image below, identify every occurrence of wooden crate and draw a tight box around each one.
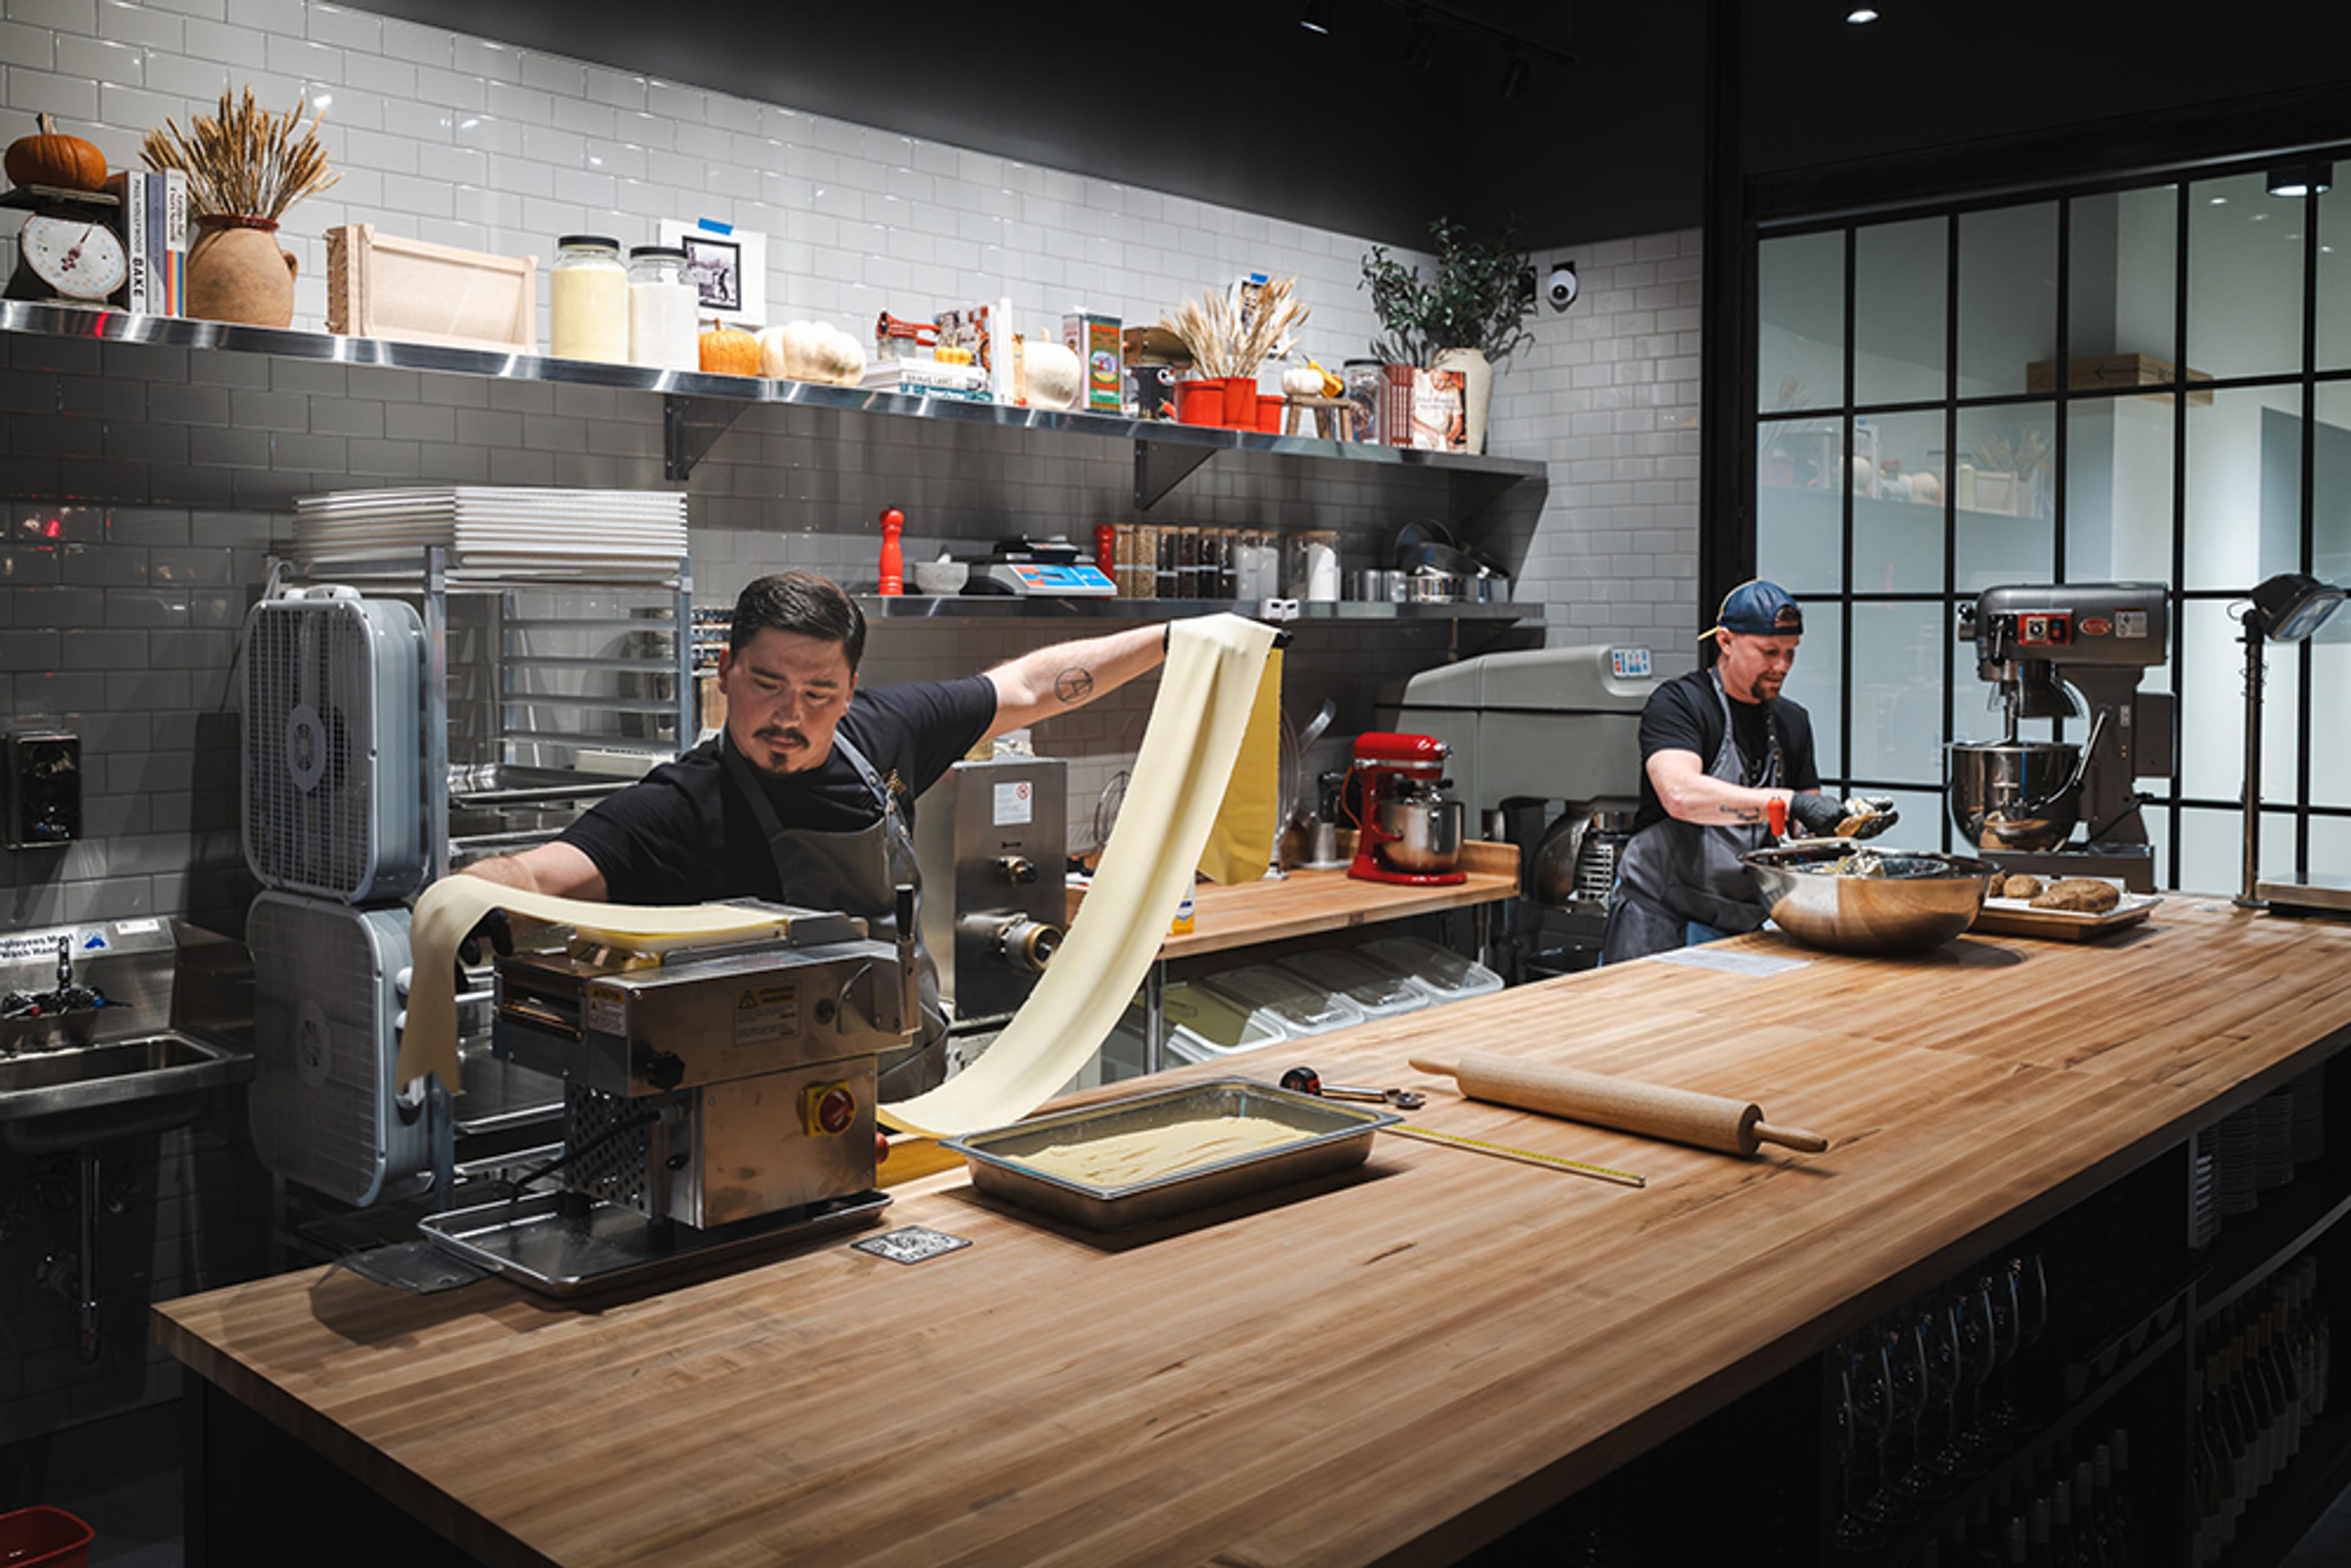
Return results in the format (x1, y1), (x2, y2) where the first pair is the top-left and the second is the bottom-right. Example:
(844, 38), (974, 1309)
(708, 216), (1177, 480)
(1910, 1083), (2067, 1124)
(2025, 351), (2213, 405)
(325, 224), (536, 353)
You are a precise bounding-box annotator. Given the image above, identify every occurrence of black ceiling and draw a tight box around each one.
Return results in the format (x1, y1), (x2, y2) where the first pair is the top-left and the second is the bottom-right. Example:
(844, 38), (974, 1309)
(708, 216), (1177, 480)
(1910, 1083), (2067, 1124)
(353, 1), (2349, 251)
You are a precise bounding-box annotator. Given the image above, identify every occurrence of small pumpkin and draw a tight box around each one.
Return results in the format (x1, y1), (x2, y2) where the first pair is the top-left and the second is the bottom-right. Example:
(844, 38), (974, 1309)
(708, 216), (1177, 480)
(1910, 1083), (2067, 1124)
(698, 320), (760, 377)
(6, 113), (108, 194)
(1280, 364), (1324, 398)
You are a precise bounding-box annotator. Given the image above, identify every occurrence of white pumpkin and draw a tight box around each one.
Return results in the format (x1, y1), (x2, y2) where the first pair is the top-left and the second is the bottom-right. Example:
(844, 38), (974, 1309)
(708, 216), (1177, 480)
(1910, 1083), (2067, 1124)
(1280, 364), (1322, 397)
(757, 320), (867, 385)
(758, 321), (820, 380)
(806, 321), (866, 386)
(1025, 340), (1083, 410)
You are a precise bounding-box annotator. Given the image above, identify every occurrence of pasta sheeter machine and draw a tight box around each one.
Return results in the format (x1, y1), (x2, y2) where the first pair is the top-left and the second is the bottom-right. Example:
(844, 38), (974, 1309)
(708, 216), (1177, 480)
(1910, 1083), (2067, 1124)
(420, 895), (921, 1294)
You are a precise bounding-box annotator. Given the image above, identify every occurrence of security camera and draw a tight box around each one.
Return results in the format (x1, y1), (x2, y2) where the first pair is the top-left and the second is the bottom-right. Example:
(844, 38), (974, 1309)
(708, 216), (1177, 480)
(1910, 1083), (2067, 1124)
(1547, 261), (1580, 312)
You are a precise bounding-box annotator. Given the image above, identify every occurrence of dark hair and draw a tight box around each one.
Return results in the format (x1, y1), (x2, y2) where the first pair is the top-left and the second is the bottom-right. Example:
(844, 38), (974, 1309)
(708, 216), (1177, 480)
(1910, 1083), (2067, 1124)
(729, 571), (867, 671)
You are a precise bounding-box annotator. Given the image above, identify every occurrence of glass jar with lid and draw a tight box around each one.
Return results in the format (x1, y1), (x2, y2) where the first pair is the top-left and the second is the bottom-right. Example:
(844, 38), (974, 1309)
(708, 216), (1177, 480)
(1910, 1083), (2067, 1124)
(626, 245), (699, 372)
(550, 235), (628, 364)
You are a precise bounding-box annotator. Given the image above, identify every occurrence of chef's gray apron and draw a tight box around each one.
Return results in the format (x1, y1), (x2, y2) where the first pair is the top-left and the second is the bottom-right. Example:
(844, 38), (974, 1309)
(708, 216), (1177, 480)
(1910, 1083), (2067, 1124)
(1600, 670), (1785, 964)
(719, 728), (950, 1098)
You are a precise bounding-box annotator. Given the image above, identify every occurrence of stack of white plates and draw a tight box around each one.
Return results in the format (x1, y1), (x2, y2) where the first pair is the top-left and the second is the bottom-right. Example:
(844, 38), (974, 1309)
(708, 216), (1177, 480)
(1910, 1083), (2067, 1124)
(294, 488), (689, 573)
(2214, 1105), (2262, 1217)
(2255, 1087), (2298, 1190)
(2293, 1067), (2327, 1165)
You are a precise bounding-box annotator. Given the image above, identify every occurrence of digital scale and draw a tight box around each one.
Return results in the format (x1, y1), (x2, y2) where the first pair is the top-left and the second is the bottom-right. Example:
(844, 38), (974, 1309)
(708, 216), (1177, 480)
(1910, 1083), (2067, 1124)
(964, 536), (1116, 597)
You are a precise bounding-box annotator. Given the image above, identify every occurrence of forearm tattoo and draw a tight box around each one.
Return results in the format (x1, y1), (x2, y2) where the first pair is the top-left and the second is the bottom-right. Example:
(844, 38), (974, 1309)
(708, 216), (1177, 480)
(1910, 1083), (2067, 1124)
(1054, 667), (1095, 704)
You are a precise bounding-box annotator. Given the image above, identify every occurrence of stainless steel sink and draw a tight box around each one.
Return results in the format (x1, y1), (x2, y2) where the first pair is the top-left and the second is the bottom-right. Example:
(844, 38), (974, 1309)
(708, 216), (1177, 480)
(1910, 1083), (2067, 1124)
(0, 1030), (253, 1150)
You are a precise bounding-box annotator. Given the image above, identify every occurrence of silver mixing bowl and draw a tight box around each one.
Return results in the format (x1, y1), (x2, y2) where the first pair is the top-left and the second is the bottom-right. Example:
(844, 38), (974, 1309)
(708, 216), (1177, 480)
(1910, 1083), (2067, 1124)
(1742, 846), (1996, 956)
(1374, 797), (1464, 872)
(1946, 741), (2080, 852)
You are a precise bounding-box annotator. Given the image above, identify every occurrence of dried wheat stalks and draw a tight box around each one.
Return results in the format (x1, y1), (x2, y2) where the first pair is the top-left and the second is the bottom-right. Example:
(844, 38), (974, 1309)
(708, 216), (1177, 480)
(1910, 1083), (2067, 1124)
(1158, 276), (1311, 379)
(141, 88), (338, 221)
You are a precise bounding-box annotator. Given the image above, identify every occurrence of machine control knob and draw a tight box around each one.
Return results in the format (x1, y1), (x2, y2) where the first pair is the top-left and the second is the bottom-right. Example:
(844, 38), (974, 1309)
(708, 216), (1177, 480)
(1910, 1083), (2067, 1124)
(632, 1043), (685, 1091)
(803, 1082), (857, 1136)
(992, 917), (1062, 975)
(995, 855), (1039, 887)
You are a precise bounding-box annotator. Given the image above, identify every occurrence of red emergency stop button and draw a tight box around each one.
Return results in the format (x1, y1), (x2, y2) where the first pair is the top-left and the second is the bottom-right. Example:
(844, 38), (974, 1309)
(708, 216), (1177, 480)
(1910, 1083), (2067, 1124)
(804, 1082), (857, 1136)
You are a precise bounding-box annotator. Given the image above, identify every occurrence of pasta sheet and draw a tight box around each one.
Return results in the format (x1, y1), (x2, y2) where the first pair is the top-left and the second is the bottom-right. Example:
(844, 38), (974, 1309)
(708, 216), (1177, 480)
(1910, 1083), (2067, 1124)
(1020, 1116), (1303, 1186)
(882, 613), (1280, 1138)
(398, 879), (793, 1086)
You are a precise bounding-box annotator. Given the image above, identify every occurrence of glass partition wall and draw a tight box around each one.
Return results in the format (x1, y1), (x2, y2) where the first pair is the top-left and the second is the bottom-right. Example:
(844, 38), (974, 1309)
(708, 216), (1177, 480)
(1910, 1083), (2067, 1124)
(1753, 148), (2351, 892)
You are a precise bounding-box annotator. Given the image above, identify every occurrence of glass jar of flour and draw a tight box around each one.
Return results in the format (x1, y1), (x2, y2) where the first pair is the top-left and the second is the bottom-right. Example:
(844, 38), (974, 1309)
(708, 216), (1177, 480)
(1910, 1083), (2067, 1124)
(550, 235), (627, 364)
(626, 246), (698, 372)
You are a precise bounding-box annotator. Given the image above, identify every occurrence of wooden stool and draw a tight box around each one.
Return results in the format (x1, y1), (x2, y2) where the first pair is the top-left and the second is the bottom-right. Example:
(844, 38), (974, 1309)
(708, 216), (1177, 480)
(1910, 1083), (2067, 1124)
(1281, 396), (1357, 442)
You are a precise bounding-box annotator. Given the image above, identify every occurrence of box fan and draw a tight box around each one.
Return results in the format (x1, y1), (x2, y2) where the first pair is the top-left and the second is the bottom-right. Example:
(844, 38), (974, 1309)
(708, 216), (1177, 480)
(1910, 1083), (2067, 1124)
(241, 587), (429, 904)
(245, 891), (433, 1207)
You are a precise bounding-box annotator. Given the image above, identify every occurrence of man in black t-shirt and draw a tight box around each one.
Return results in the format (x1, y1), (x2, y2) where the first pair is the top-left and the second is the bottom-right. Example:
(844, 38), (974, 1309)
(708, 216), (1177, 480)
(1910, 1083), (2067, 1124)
(460, 570), (1171, 1095)
(1600, 580), (1892, 964)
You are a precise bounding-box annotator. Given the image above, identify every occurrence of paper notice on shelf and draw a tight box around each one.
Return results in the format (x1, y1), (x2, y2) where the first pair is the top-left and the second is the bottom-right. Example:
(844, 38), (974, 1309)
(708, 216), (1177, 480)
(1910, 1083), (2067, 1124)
(1646, 947), (1812, 978)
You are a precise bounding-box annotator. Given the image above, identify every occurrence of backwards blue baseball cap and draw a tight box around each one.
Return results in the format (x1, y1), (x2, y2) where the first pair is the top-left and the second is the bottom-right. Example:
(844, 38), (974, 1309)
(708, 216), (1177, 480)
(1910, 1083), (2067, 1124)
(1704, 579), (1804, 639)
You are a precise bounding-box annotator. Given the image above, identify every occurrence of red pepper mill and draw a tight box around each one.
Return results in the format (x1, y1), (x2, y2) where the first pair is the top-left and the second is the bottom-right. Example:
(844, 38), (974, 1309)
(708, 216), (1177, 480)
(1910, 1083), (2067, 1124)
(1093, 522), (1116, 583)
(877, 507), (904, 596)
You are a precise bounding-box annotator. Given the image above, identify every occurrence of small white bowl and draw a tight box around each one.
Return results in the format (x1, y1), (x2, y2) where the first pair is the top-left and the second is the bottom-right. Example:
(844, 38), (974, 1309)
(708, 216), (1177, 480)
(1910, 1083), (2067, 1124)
(912, 559), (969, 595)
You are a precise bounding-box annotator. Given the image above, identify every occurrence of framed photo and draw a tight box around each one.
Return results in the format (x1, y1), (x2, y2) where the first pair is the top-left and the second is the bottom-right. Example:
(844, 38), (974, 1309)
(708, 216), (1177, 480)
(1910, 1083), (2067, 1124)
(658, 219), (766, 328)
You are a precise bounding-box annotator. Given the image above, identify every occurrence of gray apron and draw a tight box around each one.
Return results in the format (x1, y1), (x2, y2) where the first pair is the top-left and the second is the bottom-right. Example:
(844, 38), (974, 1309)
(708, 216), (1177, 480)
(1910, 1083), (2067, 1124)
(1600, 670), (1785, 964)
(720, 728), (950, 1098)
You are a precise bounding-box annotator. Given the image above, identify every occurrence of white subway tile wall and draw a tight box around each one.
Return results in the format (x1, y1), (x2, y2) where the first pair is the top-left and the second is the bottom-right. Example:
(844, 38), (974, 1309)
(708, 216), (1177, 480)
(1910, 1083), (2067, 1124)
(1488, 232), (1706, 648)
(0, 0), (1698, 1440)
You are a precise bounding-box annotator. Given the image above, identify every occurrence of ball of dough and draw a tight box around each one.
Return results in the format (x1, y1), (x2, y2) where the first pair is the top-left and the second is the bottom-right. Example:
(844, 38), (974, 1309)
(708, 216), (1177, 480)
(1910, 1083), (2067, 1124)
(1026, 340), (1083, 410)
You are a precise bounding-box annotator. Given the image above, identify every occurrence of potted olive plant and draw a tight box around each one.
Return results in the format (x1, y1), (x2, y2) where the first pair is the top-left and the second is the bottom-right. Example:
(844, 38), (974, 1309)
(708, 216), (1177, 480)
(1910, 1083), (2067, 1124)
(1360, 219), (1537, 454)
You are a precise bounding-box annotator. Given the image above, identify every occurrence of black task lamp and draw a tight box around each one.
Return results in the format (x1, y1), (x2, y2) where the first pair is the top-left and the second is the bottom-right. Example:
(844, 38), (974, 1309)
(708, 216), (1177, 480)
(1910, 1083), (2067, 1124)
(2237, 572), (2345, 907)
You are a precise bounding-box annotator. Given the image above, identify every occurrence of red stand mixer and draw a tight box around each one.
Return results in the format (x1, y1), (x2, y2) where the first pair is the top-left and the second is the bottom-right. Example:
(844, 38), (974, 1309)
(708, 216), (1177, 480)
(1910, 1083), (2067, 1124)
(1345, 732), (1468, 887)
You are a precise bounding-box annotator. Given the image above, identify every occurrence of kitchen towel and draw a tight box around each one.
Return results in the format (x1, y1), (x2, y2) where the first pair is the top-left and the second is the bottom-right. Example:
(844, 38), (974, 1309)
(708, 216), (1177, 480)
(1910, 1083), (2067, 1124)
(1196, 645), (1283, 885)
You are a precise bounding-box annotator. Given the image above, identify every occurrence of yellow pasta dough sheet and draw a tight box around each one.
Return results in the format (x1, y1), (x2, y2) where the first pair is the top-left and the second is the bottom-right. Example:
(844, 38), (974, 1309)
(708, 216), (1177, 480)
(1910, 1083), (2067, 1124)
(397, 880), (797, 1086)
(883, 613), (1280, 1138)
(1017, 1114), (1307, 1187)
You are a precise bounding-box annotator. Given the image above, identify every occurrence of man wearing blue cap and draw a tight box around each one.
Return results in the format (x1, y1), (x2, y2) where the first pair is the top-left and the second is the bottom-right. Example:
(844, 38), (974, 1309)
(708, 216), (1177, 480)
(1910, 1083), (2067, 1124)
(1600, 580), (1895, 962)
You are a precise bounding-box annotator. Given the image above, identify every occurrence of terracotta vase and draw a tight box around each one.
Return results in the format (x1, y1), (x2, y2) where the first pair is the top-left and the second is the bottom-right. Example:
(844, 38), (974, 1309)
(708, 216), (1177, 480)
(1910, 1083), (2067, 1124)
(187, 215), (298, 328)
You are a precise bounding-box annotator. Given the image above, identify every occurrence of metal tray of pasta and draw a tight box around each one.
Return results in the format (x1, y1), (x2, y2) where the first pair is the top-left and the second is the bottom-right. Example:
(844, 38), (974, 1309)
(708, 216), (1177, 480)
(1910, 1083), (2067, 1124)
(944, 1077), (1397, 1231)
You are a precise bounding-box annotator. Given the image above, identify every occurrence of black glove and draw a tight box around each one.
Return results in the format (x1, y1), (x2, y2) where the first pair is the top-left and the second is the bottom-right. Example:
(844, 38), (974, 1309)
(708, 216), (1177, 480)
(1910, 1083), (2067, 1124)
(1786, 792), (1850, 839)
(1837, 795), (1900, 839)
(454, 907), (514, 989)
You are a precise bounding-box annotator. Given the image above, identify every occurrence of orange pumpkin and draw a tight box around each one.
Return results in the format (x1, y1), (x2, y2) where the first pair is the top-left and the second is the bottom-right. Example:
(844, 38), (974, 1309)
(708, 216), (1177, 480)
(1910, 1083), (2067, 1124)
(5, 113), (108, 194)
(698, 321), (760, 377)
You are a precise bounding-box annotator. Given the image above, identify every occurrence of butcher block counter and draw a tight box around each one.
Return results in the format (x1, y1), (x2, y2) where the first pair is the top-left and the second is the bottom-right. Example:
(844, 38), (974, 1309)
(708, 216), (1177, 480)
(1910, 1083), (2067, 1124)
(154, 901), (2351, 1567)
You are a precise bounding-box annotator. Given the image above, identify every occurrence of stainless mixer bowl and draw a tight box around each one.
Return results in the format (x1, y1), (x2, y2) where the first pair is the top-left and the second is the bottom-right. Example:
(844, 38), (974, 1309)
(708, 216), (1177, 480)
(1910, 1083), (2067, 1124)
(1742, 846), (1995, 956)
(1946, 741), (2081, 852)
(1375, 797), (1464, 872)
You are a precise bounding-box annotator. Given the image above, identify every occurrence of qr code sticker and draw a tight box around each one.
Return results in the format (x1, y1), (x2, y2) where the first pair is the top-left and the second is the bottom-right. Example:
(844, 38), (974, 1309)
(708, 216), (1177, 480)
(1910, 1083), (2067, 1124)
(852, 1225), (972, 1266)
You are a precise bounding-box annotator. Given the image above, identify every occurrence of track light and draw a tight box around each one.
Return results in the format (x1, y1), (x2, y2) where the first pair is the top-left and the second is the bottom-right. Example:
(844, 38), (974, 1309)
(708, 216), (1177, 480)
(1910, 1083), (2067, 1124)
(1847, 7), (1880, 20)
(1501, 51), (1529, 99)
(2267, 162), (2333, 198)
(1300, 0), (1336, 35)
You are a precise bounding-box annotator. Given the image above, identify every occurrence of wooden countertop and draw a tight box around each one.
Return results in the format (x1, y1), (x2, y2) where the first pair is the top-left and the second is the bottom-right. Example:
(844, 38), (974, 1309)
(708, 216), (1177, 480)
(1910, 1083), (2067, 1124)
(1067, 838), (1520, 961)
(154, 900), (2351, 1568)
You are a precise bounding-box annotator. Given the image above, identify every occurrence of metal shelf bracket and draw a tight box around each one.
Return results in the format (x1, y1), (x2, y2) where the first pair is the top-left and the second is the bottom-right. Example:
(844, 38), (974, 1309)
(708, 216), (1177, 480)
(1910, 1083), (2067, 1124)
(666, 394), (749, 481)
(1134, 438), (1217, 511)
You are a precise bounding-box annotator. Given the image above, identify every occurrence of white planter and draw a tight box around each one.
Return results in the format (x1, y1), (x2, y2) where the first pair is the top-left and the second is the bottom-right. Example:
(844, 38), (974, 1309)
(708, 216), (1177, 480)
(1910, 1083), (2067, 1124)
(1431, 347), (1492, 454)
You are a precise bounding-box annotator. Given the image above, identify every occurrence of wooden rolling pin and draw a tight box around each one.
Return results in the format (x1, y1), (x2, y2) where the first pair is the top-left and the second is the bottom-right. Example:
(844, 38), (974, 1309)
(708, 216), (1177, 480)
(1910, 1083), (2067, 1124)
(1407, 1051), (1830, 1158)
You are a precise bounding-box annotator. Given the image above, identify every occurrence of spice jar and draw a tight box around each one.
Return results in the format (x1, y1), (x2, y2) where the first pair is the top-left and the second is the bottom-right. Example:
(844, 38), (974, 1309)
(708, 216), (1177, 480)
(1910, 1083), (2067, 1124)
(550, 235), (627, 364)
(626, 245), (699, 372)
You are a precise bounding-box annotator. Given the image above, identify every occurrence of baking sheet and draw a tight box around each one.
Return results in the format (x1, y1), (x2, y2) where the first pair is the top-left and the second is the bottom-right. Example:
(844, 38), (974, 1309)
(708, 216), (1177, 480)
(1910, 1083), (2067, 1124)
(946, 1078), (1395, 1230)
(1973, 891), (2161, 940)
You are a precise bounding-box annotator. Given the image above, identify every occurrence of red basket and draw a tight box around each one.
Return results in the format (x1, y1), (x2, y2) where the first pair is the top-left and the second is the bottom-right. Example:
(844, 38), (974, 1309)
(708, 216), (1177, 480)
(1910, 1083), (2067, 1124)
(0, 1506), (93, 1568)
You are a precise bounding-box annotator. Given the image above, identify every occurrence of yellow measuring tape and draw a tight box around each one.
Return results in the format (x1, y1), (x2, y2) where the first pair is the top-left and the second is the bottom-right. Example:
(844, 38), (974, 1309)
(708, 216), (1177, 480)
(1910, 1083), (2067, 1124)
(1384, 1123), (1647, 1188)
